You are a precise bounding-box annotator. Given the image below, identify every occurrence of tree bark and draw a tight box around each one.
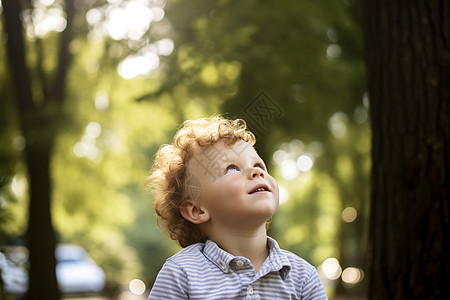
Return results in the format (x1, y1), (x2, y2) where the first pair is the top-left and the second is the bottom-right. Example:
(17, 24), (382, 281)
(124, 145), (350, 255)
(25, 143), (60, 300)
(2, 0), (74, 298)
(365, 0), (450, 299)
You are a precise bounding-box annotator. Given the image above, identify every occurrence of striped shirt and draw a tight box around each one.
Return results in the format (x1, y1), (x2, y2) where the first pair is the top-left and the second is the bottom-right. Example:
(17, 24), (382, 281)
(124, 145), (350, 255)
(148, 237), (328, 299)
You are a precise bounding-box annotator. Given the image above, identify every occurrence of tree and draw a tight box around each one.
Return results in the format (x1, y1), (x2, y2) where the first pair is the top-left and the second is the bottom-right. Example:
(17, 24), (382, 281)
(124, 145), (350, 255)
(1, 0), (76, 298)
(365, 0), (450, 298)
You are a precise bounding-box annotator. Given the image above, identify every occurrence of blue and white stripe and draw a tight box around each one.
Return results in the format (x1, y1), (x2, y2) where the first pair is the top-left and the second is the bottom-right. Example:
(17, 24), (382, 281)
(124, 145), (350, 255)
(148, 237), (328, 299)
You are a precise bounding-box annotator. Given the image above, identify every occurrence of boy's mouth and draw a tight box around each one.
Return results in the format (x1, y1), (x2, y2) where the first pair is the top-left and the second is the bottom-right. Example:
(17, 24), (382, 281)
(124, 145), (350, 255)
(249, 184), (270, 194)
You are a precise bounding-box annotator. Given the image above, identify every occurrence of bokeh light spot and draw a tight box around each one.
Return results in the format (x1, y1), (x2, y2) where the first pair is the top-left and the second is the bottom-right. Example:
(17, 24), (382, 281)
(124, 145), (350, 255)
(342, 267), (364, 284)
(321, 257), (342, 280)
(129, 278), (146, 295)
(297, 154), (314, 172)
(341, 207), (357, 223)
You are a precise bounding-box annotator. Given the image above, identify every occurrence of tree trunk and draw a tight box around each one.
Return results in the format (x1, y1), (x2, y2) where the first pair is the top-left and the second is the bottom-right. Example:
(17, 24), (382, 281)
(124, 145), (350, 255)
(2, 1), (63, 299)
(365, 0), (450, 299)
(25, 142), (60, 300)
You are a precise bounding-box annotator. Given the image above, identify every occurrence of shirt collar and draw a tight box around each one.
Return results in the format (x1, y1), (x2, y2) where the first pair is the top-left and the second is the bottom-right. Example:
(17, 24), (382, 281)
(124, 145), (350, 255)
(202, 236), (292, 280)
(203, 239), (235, 273)
(266, 236), (292, 280)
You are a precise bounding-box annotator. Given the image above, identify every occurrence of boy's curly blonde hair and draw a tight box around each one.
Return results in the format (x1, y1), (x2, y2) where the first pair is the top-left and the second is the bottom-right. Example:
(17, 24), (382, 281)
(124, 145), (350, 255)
(147, 116), (256, 248)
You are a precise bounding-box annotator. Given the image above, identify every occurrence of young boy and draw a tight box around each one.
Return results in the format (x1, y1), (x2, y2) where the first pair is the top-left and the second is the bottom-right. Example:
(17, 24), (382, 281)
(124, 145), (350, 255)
(147, 116), (327, 299)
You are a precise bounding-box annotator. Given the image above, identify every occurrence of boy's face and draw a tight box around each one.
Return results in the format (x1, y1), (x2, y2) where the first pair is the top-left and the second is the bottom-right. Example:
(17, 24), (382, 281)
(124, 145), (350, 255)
(186, 139), (279, 229)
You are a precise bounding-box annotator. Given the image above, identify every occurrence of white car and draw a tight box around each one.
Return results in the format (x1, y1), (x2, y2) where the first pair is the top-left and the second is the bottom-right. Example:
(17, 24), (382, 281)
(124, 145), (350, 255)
(0, 246), (28, 295)
(1, 244), (105, 295)
(55, 244), (105, 294)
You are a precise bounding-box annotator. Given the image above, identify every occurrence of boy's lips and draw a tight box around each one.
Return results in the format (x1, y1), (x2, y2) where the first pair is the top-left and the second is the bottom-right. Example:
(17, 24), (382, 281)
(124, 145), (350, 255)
(249, 183), (270, 194)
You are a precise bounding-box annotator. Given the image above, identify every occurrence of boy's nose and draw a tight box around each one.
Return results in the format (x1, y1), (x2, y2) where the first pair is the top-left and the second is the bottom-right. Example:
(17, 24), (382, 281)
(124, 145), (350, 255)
(250, 168), (265, 179)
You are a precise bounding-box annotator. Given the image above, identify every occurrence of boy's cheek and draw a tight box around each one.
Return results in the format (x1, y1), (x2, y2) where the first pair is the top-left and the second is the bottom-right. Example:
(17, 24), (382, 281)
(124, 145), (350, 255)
(269, 177), (280, 194)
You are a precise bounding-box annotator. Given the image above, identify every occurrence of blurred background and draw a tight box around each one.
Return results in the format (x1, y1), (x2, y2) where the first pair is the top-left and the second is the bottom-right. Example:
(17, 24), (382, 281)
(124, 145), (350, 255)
(0, 0), (368, 299)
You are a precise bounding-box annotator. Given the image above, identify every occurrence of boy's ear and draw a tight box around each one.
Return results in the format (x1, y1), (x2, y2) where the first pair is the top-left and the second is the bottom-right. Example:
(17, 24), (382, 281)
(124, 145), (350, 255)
(180, 200), (210, 224)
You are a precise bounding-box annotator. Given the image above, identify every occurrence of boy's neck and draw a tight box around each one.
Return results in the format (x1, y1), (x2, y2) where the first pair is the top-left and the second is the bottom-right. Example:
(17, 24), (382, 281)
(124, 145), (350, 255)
(209, 225), (269, 273)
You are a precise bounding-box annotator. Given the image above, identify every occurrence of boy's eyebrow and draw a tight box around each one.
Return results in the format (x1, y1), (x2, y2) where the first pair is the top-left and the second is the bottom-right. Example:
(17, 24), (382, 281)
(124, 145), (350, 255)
(223, 156), (267, 168)
(259, 161), (268, 170)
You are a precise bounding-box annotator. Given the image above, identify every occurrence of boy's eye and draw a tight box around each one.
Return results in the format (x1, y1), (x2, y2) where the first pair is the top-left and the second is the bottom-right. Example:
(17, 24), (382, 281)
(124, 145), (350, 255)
(225, 165), (239, 174)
